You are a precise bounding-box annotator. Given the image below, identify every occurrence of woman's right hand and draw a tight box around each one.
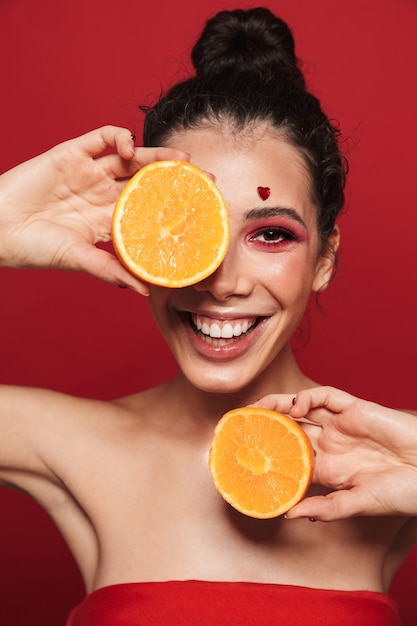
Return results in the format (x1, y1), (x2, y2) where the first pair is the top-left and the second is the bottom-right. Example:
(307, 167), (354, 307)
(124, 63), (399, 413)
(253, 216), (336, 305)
(0, 125), (189, 294)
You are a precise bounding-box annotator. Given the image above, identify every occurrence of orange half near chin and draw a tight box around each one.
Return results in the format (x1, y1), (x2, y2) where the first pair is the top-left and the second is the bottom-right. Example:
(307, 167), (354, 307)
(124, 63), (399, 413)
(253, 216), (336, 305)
(112, 160), (230, 288)
(209, 407), (314, 519)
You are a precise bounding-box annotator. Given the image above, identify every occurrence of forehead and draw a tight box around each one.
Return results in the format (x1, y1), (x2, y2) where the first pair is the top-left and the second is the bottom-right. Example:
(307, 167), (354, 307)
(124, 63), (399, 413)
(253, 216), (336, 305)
(165, 122), (315, 217)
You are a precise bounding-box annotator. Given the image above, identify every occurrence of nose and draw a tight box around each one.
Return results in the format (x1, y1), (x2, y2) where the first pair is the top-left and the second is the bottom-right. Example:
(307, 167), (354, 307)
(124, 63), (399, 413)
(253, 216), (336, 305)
(193, 244), (253, 301)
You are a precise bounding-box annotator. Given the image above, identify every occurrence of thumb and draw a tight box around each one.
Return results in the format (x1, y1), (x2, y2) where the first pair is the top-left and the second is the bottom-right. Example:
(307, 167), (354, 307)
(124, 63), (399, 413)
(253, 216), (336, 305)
(285, 488), (369, 522)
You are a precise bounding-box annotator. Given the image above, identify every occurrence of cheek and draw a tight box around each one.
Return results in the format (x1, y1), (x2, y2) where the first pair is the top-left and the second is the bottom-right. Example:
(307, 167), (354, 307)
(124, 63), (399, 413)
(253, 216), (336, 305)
(256, 253), (318, 298)
(148, 288), (172, 329)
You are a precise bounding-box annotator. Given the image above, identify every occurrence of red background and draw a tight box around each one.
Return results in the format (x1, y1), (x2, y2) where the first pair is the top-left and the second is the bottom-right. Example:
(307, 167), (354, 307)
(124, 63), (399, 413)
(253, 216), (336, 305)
(0, 0), (416, 624)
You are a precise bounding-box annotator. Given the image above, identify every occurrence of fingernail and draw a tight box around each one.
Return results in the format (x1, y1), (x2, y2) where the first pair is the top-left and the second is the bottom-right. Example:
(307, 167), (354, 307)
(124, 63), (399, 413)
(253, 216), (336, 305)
(130, 134), (136, 155)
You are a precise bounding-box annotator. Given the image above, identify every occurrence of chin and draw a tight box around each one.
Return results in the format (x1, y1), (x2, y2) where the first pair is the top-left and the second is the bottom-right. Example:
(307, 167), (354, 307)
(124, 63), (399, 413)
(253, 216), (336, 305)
(182, 363), (259, 397)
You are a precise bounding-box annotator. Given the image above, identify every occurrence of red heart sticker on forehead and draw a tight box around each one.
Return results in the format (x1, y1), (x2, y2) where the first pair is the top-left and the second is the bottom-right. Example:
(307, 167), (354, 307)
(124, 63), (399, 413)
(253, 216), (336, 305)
(257, 186), (271, 201)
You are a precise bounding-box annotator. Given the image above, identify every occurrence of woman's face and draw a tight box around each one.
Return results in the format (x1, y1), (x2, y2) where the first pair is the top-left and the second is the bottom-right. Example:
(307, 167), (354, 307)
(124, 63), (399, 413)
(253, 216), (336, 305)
(148, 123), (336, 395)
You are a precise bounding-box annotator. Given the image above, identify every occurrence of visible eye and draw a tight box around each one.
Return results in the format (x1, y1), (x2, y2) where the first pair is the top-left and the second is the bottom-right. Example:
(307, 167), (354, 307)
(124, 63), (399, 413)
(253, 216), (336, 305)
(250, 227), (299, 246)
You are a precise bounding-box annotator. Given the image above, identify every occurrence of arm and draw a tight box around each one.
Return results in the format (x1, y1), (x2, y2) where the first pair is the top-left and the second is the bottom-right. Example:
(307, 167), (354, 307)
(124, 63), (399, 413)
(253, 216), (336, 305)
(253, 386), (417, 521)
(0, 385), (85, 490)
(0, 125), (189, 293)
(0, 126), (188, 496)
(0, 384), (111, 582)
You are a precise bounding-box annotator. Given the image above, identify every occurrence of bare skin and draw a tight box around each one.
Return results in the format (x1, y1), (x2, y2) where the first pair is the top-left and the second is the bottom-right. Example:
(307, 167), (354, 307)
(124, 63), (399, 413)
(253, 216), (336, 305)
(0, 124), (416, 602)
(0, 378), (412, 596)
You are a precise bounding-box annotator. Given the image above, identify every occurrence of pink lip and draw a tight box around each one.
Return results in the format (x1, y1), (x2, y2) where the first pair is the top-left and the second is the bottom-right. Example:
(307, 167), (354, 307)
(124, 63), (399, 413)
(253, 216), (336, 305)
(181, 313), (268, 361)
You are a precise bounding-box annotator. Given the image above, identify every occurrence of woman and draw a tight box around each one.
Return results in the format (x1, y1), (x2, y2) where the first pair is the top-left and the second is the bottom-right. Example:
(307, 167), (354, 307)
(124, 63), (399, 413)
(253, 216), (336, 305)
(1, 8), (416, 625)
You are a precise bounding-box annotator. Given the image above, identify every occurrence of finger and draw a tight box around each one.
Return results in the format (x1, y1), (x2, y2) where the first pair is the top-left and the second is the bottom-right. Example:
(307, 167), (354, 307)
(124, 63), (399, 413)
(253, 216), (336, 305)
(72, 246), (149, 295)
(250, 394), (296, 414)
(133, 146), (191, 166)
(290, 386), (358, 421)
(285, 488), (370, 522)
(202, 170), (216, 182)
(99, 153), (143, 181)
(100, 146), (192, 181)
(74, 126), (135, 159)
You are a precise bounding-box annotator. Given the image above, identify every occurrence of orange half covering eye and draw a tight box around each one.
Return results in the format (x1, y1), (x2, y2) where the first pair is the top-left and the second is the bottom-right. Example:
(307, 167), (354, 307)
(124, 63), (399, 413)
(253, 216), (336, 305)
(112, 160), (230, 288)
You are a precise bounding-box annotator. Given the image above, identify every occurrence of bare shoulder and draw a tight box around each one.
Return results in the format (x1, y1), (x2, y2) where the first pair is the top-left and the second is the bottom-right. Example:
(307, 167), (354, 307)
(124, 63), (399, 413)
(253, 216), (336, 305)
(111, 381), (187, 432)
(0, 383), (144, 490)
(112, 381), (171, 412)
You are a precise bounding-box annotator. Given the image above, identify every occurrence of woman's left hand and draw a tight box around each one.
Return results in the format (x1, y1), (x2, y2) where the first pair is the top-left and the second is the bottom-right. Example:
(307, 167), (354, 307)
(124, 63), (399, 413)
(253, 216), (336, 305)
(253, 386), (417, 521)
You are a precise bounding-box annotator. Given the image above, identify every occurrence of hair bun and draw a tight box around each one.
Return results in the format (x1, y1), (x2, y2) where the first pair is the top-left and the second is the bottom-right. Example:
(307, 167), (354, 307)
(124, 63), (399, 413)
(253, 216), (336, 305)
(191, 7), (304, 87)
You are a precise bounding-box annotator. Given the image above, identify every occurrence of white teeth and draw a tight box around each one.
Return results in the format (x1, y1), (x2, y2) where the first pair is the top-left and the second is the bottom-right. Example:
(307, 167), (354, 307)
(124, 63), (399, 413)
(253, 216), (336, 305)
(222, 323), (234, 339)
(191, 314), (256, 339)
(210, 323), (221, 338)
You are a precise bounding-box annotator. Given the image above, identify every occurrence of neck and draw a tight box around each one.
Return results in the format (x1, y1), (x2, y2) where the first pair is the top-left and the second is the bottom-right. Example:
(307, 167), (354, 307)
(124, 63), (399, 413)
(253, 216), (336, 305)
(168, 344), (315, 423)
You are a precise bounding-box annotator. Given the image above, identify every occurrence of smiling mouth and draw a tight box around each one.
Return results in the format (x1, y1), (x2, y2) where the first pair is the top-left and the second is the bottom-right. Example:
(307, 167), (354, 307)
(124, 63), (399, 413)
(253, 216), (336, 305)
(188, 313), (261, 345)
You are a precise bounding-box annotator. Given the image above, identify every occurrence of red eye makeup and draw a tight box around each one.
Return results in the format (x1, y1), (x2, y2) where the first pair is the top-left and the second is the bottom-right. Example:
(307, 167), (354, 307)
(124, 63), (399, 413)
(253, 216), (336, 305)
(244, 206), (309, 250)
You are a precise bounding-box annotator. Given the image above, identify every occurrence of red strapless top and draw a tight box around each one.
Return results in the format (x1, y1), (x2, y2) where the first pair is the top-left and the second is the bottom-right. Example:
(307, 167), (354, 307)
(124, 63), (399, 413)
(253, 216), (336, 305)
(66, 580), (402, 625)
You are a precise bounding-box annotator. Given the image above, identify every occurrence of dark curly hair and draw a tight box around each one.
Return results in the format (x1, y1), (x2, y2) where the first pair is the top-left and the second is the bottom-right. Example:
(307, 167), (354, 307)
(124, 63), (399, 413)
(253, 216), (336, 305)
(142, 7), (347, 250)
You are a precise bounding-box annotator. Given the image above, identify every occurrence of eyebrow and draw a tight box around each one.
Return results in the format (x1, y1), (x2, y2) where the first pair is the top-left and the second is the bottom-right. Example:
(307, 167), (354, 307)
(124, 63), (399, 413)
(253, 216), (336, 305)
(244, 206), (307, 228)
